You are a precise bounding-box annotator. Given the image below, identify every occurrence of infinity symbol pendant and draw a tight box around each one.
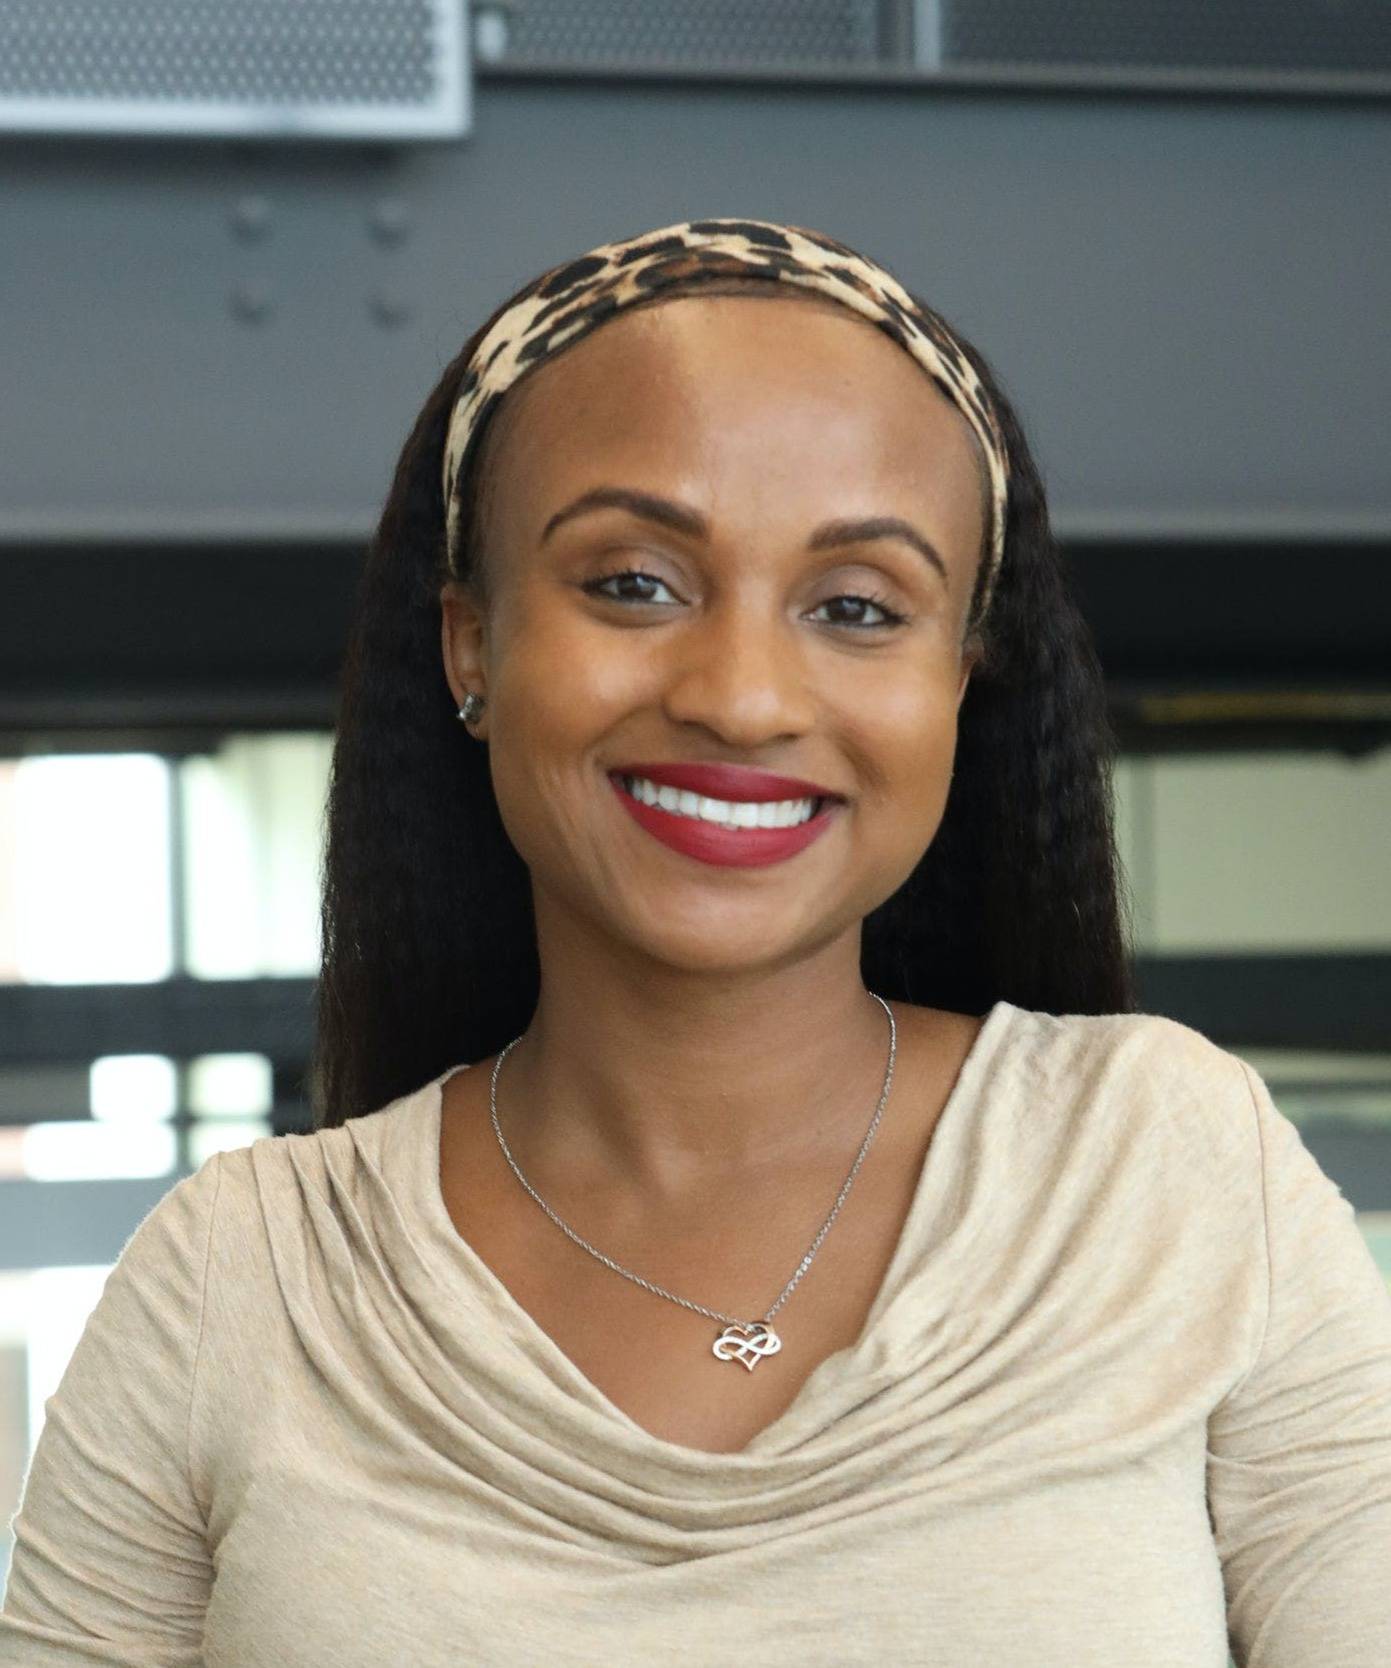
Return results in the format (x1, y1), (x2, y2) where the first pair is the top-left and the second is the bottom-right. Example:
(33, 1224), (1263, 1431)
(712, 1321), (782, 1371)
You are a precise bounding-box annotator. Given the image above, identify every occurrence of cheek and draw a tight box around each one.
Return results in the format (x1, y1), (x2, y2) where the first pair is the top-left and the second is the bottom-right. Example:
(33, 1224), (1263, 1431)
(495, 581), (654, 719)
(849, 666), (962, 797)
(480, 605), (634, 856)
(851, 681), (963, 902)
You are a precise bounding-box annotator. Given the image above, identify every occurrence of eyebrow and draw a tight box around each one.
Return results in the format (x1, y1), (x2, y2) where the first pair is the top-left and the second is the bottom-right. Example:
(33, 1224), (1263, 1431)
(539, 485), (949, 584)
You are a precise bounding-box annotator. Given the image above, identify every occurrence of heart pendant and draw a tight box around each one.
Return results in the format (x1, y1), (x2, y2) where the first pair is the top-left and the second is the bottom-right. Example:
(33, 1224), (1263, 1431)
(712, 1321), (782, 1372)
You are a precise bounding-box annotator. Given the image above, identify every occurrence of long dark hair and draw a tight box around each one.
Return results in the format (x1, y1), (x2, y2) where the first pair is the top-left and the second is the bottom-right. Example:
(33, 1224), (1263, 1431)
(310, 272), (1135, 1129)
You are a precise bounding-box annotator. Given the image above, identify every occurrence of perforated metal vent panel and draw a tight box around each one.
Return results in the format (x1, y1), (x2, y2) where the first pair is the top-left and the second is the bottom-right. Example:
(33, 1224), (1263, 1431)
(944, 0), (1391, 76)
(0, 0), (468, 139)
(480, 0), (1390, 89)
(492, 0), (884, 68)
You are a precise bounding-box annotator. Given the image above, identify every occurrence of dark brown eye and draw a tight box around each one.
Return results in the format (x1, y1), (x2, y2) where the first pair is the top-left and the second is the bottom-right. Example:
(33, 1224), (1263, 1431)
(581, 568), (678, 605)
(812, 592), (909, 631)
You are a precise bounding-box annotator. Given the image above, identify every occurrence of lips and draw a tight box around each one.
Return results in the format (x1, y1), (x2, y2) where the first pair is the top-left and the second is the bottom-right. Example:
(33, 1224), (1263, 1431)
(608, 773), (839, 869)
(608, 761), (844, 804)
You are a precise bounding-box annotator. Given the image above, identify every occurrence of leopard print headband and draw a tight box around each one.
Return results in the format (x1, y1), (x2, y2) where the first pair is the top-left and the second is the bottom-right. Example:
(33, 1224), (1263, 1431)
(442, 217), (1010, 621)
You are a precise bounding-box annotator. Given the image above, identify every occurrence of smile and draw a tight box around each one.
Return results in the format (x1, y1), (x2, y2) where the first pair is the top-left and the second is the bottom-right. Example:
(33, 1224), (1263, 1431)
(608, 772), (838, 869)
(616, 773), (822, 829)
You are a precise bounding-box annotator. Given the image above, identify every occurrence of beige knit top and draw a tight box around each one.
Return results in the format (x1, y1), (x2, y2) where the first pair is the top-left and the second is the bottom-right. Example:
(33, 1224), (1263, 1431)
(3, 999), (1390, 1666)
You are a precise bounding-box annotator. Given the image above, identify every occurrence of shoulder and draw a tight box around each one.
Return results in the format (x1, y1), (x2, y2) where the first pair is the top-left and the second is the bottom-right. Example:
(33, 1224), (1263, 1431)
(979, 1008), (1274, 1305)
(994, 1001), (1263, 1174)
(896, 997), (1249, 1131)
(1013, 1001), (1245, 1094)
(110, 1144), (227, 1282)
(203, 1073), (444, 1255)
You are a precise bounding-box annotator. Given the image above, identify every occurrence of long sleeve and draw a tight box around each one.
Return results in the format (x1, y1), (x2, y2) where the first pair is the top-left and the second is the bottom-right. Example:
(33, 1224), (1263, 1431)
(1208, 1059), (1391, 1666)
(0, 1153), (224, 1667)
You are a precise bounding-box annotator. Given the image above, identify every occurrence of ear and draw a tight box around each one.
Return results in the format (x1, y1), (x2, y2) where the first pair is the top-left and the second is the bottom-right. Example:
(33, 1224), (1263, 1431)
(439, 580), (490, 737)
(956, 640), (981, 709)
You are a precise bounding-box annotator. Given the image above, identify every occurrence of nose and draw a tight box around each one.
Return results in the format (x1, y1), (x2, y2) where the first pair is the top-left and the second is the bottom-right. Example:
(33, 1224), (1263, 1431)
(659, 597), (817, 745)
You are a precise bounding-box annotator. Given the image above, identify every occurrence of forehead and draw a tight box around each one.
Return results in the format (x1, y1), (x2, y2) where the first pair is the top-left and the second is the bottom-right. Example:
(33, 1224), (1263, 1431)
(483, 286), (984, 485)
(461, 287), (990, 609)
(517, 284), (908, 390)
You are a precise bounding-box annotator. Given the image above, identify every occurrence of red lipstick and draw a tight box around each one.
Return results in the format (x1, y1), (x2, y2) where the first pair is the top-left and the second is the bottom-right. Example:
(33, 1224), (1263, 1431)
(607, 764), (843, 870)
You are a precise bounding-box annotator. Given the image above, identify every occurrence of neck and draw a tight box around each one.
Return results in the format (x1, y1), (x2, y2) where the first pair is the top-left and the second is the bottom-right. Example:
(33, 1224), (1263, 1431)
(497, 915), (896, 1203)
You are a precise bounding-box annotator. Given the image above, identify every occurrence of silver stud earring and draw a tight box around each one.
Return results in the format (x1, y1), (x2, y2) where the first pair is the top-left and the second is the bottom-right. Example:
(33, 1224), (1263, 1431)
(458, 692), (486, 727)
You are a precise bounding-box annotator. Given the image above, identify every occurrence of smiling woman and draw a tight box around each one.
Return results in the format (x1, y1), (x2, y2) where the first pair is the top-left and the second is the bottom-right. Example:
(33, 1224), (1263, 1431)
(436, 277), (1000, 964)
(5, 219), (1388, 1668)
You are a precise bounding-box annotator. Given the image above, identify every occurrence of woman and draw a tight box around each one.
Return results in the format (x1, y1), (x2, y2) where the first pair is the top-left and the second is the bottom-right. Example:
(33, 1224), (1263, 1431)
(3, 218), (1389, 1665)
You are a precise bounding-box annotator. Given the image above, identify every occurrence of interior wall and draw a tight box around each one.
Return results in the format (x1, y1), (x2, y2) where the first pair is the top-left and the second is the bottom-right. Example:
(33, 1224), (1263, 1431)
(0, 77), (1387, 541)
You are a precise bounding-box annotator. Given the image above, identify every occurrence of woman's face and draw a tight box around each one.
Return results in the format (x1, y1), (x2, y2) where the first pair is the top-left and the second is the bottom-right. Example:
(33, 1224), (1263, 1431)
(441, 291), (987, 975)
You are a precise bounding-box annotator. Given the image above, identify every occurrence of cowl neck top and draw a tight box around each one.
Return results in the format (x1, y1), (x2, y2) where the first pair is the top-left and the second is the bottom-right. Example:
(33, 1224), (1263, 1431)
(400, 994), (1018, 1499)
(6, 998), (1391, 1667)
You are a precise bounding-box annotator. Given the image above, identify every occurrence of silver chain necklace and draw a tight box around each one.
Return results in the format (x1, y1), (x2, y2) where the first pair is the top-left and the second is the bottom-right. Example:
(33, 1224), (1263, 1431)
(488, 992), (897, 1373)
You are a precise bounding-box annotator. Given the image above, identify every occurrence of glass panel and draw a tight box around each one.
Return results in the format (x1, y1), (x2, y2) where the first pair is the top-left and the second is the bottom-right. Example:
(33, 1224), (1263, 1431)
(179, 735), (330, 978)
(12, 755), (172, 984)
(18, 1121), (177, 1182)
(187, 1052), (273, 1118)
(90, 1055), (178, 1125)
(0, 763), (19, 980)
(187, 1052), (274, 1164)
(1142, 752), (1391, 953)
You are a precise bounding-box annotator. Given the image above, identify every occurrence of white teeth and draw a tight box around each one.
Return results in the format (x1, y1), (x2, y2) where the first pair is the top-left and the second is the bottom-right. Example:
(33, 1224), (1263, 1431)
(622, 775), (820, 829)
